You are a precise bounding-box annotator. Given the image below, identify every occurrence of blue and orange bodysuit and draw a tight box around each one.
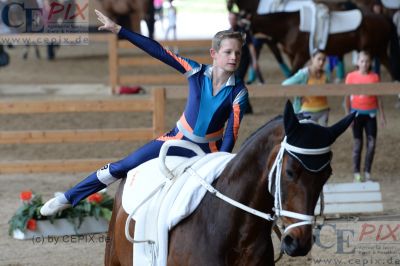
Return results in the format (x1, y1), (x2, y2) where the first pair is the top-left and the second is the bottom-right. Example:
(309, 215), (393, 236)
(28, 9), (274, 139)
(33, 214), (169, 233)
(64, 28), (249, 206)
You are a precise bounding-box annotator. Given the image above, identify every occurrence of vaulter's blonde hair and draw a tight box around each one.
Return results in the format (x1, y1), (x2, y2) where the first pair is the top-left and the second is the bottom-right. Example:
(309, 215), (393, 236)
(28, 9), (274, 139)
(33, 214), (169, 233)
(211, 30), (245, 51)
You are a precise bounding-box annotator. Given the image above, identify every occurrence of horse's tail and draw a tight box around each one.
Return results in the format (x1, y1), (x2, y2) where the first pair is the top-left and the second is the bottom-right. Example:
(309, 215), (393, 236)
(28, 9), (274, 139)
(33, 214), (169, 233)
(388, 19), (400, 81)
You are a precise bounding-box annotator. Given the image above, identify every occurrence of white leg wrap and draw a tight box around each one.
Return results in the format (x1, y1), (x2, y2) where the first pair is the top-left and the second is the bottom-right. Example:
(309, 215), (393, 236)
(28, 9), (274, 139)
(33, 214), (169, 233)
(96, 164), (118, 185)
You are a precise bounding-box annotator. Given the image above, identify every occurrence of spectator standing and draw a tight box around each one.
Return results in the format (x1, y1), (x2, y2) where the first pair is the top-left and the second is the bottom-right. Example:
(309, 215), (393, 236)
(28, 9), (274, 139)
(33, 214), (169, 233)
(345, 50), (386, 182)
(165, 0), (177, 40)
(282, 49), (330, 126)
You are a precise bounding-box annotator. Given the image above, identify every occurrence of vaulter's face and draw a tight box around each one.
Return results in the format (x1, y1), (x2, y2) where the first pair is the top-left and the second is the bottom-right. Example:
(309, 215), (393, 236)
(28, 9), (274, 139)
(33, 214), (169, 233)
(211, 38), (242, 73)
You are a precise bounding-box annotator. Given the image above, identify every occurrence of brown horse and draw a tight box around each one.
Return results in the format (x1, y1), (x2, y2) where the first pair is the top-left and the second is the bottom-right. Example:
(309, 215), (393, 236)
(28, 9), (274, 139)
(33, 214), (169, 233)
(229, 0), (400, 80)
(105, 101), (355, 266)
(99, 0), (155, 38)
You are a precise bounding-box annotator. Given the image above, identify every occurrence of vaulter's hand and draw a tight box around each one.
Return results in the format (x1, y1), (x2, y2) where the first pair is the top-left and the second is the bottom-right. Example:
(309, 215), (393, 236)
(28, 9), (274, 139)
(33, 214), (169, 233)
(95, 9), (121, 34)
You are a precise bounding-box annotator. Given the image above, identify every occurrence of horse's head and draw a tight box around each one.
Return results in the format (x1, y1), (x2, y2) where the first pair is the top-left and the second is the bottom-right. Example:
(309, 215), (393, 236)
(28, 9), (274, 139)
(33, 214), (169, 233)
(268, 101), (355, 256)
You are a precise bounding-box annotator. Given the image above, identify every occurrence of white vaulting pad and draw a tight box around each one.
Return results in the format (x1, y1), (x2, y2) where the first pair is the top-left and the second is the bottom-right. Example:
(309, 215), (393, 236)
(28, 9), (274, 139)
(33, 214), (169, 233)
(300, 6), (362, 34)
(122, 152), (235, 266)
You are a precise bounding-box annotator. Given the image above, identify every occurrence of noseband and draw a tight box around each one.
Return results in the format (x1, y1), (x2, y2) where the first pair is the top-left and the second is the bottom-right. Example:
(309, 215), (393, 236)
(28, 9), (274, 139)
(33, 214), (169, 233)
(268, 137), (331, 234)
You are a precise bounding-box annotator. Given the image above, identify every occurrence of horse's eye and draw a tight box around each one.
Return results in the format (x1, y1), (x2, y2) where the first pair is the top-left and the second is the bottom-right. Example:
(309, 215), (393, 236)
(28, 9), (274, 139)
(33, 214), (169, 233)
(286, 169), (295, 179)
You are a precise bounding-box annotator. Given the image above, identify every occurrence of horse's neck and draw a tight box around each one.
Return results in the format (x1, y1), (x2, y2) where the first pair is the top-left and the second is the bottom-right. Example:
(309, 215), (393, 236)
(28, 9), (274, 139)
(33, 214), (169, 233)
(216, 122), (281, 218)
(214, 123), (282, 211)
(202, 122), (282, 255)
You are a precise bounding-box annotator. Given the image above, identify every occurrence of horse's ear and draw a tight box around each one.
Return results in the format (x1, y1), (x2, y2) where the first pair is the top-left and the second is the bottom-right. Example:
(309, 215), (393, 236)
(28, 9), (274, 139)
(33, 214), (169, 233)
(283, 100), (299, 135)
(328, 112), (356, 143)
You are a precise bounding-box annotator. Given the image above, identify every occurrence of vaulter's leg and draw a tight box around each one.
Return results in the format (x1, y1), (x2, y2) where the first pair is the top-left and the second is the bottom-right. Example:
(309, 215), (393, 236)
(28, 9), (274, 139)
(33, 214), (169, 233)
(40, 136), (204, 216)
(40, 140), (167, 216)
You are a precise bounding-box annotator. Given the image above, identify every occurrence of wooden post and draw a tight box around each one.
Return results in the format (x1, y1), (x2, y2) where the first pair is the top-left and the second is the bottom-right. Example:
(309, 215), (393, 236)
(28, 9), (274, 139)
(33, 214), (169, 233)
(108, 34), (118, 94)
(152, 87), (166, 138)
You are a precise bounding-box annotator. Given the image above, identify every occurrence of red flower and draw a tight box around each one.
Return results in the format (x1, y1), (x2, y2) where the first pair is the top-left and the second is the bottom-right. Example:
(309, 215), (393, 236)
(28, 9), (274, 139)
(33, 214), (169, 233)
(20, 191), (32, 202)
(87, 193), (103, 204)
(26, 219), (37, 231)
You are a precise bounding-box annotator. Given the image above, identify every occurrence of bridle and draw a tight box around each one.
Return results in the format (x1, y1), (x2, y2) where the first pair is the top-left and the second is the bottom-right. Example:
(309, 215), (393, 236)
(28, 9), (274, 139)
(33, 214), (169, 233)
(268, 136), (331, 234)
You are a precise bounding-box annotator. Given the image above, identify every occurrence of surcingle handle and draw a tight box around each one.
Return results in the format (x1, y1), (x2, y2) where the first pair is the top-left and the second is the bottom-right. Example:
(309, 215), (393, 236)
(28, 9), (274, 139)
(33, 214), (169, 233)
(159, 140), (206, 180)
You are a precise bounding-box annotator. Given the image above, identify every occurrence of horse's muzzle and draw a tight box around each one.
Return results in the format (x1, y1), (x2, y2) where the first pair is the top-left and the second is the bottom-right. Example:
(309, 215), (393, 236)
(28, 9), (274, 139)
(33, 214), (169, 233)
(281, 234), (312, 257)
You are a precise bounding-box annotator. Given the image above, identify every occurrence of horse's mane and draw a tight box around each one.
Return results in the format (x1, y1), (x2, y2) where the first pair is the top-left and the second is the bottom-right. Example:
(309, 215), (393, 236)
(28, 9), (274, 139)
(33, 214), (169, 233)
(240, 115), (282, 148)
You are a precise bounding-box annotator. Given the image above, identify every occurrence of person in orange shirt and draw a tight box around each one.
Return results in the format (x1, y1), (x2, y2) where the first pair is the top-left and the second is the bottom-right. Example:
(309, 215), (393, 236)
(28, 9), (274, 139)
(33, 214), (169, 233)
(282, 49), (329, 126)
(345, 50), (386, 182)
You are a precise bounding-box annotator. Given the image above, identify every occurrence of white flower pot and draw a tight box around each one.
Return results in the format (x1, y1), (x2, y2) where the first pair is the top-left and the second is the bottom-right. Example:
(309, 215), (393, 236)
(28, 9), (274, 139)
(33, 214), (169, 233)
(13, 216), (109, 240)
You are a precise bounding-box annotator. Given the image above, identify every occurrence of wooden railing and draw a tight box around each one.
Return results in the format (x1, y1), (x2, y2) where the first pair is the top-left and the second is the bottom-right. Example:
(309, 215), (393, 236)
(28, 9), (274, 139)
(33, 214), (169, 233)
(0, 88), (165, 173)
(164, 82), (400, 99)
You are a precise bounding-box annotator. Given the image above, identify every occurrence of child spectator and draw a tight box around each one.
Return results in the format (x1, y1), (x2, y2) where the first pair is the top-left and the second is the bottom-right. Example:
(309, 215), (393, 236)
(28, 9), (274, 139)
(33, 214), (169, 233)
(345, 50), (386, 182)
(282, 49), (330, 126)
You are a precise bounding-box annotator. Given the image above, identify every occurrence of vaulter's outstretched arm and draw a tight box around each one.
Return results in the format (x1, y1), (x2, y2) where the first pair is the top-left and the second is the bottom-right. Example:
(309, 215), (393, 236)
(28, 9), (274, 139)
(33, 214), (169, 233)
(95, 9), (198, 74)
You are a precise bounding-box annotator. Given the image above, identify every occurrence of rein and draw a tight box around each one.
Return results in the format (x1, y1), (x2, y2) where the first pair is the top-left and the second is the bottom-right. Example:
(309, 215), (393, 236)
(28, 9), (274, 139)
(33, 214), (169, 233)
(186, 167), (275, 221)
